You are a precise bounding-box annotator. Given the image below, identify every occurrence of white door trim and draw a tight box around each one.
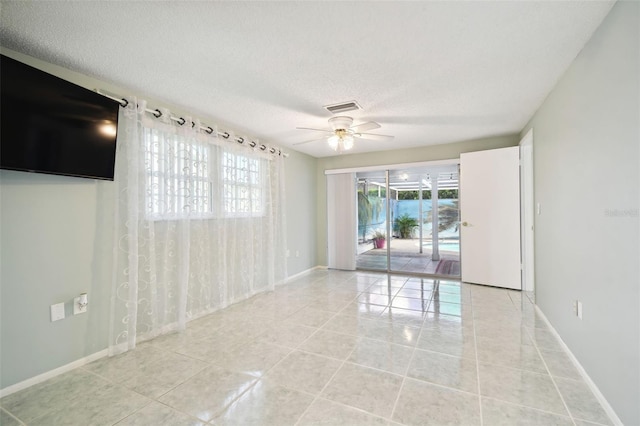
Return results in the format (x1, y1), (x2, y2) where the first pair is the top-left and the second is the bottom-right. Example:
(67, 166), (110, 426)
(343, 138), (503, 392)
(520, 129), (535, 292)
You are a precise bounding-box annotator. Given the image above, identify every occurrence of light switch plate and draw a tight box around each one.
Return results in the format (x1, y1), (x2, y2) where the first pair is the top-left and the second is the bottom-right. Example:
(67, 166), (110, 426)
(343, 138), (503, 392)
(50, 303), (65, 322)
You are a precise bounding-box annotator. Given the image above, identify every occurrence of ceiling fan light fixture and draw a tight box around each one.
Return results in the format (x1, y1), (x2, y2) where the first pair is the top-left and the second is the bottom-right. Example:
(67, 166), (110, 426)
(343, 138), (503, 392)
(328, 134), (354, 152)
(328, 135), (339, 151)
(342, 135), (354, 150)
(294, 115), (391, 151)
(328, 116), (354, 131)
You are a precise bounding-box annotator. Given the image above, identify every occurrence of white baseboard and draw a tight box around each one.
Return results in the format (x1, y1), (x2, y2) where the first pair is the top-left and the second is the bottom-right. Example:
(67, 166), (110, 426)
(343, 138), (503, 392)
(0, 349), (109, 398)
(534, 305), (623, 426)
(0, 265), (342, 400)
(0, 267), (325, 399)
(284, 265), (326, 283)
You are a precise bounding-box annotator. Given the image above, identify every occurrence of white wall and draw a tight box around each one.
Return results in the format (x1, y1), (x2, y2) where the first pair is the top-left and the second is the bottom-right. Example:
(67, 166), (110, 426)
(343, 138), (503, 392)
(522, 2), (639, 423)
(0, 171), (112, 388)
(284, 150), (318, 276)
(0, 49), (318, 389)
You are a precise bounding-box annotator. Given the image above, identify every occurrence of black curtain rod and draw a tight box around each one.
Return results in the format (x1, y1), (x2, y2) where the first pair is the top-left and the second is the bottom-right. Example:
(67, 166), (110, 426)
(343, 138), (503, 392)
(96, 89), (288, 157)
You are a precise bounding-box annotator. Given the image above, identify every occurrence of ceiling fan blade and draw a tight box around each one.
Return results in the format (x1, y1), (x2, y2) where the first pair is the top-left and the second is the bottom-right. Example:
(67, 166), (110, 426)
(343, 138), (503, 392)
(355, 133), (394, 141)
(296, 127), (333, 133)
(293, 137), (327, 146)
(351, 121), (381, 132)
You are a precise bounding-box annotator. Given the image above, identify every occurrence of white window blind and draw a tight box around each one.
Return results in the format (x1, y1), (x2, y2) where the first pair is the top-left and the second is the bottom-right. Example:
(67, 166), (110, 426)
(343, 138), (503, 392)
(326, 172), (357, 270)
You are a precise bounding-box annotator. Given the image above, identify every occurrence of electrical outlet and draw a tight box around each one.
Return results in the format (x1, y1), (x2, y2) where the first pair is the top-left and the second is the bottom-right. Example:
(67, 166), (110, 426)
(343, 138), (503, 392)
(50, 303), (65, 322)
(74, 295), (88, 315)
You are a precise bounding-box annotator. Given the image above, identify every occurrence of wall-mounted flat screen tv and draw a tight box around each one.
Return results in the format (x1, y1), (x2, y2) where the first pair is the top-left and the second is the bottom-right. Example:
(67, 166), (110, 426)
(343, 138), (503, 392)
(1, 55), (120, 180)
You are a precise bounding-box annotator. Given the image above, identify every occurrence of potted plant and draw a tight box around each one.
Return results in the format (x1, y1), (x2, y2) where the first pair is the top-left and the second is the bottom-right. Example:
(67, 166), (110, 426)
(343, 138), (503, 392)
(372, 230), (386, 249)
(394, 213), (419, 239)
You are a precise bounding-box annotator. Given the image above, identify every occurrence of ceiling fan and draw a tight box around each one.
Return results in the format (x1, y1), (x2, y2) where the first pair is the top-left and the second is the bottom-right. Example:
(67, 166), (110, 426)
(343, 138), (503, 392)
(294, 116), (393, 152)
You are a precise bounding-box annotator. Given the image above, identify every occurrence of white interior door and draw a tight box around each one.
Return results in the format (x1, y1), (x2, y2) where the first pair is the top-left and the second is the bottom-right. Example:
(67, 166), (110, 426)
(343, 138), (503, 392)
(460, 147), (521, 289)
(327, 173), (357, 270)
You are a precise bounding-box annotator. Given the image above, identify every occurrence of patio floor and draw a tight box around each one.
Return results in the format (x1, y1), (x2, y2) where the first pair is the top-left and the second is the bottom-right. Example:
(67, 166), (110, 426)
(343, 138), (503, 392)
(356, 238), (460, 277)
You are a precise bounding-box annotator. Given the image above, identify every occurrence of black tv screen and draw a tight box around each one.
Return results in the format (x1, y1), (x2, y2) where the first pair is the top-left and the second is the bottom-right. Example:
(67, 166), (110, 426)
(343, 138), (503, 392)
(1, 55), (120, 180)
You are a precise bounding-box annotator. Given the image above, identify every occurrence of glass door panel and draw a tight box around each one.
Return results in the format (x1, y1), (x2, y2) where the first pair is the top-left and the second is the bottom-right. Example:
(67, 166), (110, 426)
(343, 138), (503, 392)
(355, 171), (388, 272)
(388, 167), (429, 275)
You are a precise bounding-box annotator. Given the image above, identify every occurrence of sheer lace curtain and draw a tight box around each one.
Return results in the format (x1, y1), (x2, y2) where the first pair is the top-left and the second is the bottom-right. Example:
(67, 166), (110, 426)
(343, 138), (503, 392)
(108, 99), (286, 355)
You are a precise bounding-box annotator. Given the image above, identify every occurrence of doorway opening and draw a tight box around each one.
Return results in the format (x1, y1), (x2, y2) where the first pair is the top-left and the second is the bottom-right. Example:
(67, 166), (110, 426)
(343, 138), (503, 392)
(355, 164), (460, 278)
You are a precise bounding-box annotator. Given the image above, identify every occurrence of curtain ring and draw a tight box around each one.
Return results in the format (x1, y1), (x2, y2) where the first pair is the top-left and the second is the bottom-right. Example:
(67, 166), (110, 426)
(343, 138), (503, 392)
(269, 148), (276, 154)
(206, 127), (214, 134)
(249, 141), (256, 148)
(278, 149), (282, 155)
(120, 99), (129, 108)
(191, 121), (196, 128)
(222, 132), (230, 139)
(153, 109), (162, 118)
(177, 117), (186, 126)
(237, 137), (244, 144)
(260, 144), (267, 151)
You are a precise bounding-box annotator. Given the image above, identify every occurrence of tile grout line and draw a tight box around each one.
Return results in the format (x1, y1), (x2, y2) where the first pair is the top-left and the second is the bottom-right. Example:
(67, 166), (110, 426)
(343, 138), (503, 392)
(509, 292), (579, 425)
(479, 396), (577, 422)
(208, 295), (343, 425)
(1, 270), (336, 426)
(470, 288), (484, 426)
(295, 275), (425, 426)
(258, 282), (388, 421)
(446, 291), (597, 421)
(389, 278), (434, 421)
(83, 350), (216, 425)
(1, 406), (25, 426)
(313, 396), (402, 425)
(524, 325), (578, 426)
(291, 322), (364, 426)
(9, 273), (597, 426)
(165, 289), (336, 424)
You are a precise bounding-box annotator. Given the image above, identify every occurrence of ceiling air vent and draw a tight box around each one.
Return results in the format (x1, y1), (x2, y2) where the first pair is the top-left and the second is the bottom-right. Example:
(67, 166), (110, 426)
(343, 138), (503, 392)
(323, 100), (362, 114)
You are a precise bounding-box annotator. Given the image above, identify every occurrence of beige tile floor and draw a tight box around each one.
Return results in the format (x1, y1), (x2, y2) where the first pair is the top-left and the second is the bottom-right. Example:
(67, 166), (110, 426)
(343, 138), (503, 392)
(0, 270), (612, 425)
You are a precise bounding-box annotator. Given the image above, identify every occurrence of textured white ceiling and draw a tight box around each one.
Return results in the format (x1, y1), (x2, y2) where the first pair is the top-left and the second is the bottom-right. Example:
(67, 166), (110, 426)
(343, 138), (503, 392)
(0, 1), (614, 158)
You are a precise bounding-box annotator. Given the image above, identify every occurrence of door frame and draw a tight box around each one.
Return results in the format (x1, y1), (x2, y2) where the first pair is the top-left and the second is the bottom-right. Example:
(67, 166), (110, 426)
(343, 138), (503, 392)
(520, 129), (535, 292)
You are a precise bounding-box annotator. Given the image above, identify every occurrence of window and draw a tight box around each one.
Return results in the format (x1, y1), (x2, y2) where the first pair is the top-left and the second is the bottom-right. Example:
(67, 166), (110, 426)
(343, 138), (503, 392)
(142, 127), (266, 219)
(144, 128), (213, 219)
(222, 152), (264, 216)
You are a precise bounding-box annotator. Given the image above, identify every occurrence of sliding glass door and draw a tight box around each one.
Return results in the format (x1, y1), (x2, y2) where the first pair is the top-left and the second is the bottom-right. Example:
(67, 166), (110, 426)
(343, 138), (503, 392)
(355, 164), (460, 278)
